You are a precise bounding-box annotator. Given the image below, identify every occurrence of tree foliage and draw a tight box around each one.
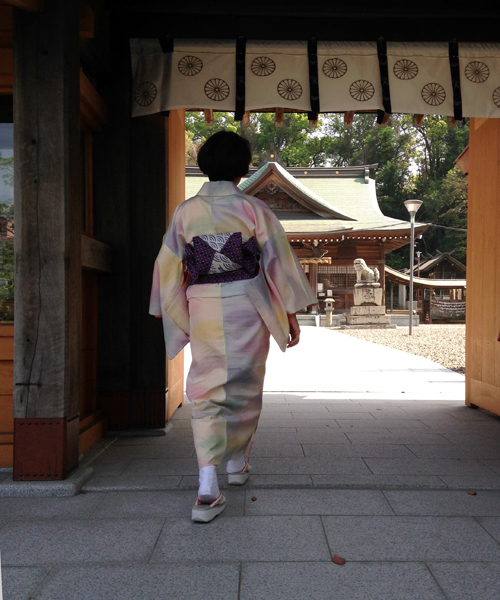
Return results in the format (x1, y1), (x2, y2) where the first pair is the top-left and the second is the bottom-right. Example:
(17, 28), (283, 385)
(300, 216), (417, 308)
(185, 111), (469, 266)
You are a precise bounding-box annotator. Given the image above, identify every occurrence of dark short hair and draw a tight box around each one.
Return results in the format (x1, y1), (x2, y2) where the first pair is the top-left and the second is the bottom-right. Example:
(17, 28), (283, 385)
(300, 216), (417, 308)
(197, 131), (251, 181)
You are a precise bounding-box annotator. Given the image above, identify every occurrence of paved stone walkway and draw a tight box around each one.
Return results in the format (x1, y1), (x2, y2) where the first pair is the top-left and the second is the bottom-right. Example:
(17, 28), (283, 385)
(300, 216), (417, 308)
(2, 329), (500, 599)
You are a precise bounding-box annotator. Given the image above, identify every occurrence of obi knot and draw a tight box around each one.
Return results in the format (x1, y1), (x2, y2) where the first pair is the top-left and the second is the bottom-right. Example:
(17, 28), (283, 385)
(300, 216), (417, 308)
(185, 233), (260, 284)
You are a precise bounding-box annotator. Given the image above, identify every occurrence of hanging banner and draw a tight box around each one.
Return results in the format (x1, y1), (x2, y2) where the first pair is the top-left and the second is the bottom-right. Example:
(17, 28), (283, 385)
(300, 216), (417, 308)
(130, 39), (500, 119)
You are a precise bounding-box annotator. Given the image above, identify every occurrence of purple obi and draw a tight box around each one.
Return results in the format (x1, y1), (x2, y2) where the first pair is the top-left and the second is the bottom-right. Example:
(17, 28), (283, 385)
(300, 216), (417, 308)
(185, 232), (260, 285)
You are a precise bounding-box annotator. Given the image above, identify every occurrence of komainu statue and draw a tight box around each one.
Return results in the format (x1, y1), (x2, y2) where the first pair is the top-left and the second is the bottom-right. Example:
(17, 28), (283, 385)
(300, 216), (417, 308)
(353, 258), (380, 285)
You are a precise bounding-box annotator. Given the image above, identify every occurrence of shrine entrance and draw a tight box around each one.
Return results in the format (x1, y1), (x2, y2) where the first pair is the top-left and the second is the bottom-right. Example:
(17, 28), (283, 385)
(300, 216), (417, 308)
(1, 1), (500, 481)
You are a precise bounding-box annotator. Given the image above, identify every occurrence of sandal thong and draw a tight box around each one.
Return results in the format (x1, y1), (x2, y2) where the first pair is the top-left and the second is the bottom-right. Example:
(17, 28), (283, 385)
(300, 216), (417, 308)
(191, 493), (226, 523)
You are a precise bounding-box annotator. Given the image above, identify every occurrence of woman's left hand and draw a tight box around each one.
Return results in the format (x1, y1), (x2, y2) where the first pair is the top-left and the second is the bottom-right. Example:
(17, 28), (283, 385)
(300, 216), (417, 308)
(287, 314), (301, 348)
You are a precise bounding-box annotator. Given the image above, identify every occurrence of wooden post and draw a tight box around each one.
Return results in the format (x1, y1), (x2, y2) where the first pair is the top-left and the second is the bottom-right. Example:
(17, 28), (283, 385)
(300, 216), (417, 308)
(13, 0), (82, 480)
(129, 113), (168, 427)
(466, 118), (500, 414)
(344, 111), (355, 128)
(93, 33), (171, 430)
(390, 281), (394, 313)
(275, 107), (284, 127)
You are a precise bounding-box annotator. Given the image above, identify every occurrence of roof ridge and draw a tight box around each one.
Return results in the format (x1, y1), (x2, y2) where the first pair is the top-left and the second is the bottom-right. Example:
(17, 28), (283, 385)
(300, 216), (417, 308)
(238, 162), (356, 221)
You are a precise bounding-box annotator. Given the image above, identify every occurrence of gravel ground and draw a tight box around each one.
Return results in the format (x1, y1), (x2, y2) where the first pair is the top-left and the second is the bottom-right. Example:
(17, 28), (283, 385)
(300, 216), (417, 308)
(338, 324), (465, 374)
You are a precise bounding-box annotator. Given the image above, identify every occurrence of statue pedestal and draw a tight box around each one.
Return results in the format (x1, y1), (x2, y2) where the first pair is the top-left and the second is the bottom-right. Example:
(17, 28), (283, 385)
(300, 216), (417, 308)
(345, 284), (395, 328)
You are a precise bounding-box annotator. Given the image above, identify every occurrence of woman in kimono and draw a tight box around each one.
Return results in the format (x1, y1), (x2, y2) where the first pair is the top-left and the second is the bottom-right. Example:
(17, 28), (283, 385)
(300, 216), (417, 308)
(150, 131), (316, 522)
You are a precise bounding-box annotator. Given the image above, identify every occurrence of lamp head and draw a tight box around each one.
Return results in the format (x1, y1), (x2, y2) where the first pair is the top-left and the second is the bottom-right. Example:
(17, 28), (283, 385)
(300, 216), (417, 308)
(404, 199), (423, 217)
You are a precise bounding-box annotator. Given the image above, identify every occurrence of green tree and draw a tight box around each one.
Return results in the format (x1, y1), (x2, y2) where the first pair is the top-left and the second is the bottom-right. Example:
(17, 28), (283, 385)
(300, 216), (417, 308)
(185, 112), (469, 267)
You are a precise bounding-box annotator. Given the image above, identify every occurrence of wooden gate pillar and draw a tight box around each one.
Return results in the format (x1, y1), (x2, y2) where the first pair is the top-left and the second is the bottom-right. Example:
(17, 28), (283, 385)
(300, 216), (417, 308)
(12, 0), (82, 480)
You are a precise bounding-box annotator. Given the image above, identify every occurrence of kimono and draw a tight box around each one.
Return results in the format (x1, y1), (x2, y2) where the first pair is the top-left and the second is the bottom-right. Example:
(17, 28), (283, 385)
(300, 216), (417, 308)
(150, 180), (316, 468)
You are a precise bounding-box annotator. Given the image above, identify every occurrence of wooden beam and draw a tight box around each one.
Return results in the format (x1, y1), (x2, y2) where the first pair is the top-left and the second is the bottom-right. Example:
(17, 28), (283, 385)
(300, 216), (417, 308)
(275, 107), (284, 127)
(0, 6), (13, 47)
(454, 144), (469, 175)
(412, 114), (425, 127)
(79, 5), (93, 38)
(0, 47), (13, 93)
(0, 4), (97, 46)
(3, 0), (43, 12)
(80, 69), (107, 132)
(344, 111), (354, 128)
(204, 108), (213, 126)
(377, 112), (390, 128)
(81, 234), (112, 274)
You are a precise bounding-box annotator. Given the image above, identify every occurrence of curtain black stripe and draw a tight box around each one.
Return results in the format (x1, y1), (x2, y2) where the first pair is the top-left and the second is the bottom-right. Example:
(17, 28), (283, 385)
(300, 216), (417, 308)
(159, 36), (173, 54)
(308, 37), (320, 121)
(235, 37), (246, 121)
(377, 38), (392, 115)
(449, 41), (463, 121)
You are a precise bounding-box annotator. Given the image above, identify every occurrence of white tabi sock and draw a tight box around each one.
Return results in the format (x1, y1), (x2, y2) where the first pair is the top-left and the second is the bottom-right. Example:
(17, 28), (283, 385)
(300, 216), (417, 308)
(226, 455), (247, 474)
(198, 465), (220, 502)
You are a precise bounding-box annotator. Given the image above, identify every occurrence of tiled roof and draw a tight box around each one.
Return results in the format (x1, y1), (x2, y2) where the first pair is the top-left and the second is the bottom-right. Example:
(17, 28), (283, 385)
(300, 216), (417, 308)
(185, 163), (427, 235)
(239, 162), (356, 220)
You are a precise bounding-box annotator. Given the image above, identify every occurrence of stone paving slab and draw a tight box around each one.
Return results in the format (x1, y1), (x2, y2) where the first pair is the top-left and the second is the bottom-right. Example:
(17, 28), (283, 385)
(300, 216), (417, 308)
(440, 432), (500, 445)
(2, 567), (50, 600)
(89, 458), (132, 477)
(336, 419), (432, 430)
(0, 493), (104, 520)
(406, 444), (500, 459)
(33, 564), (240, 600)
(365, 458), (498, 476)
(0, 518), (164, 566)
(244, 489), (394, 515)
(261, 403), (329, 412)
(150, 516), (330, 563)
(240, 562), (446, 600)
(247, 443), (304, 457)
(113, 436), (177, 446)
(429, 562), (500, 600)
(253, 419), (308, 428)
(294, 411), (375, 420)
(328, 405), (408, 414)
(322, 516), (500, 561)
(249, 457), (371, 475)
(438, 473), (500, 490)
(169, 420), (192, 429)
(384, 490), (500, 516)
(302, 443), (416, 458)
(476, 517), (500, 543)
(259, 412), (294, 420)
(122, 458), (199, 476)
(344, 432), (454, 445)
(91, 489), (245, 519)
(179, 474), (314, 490)
(82, 475), (182, 492)
(257, 429), (351, 444)
(480, 460), (500, 475)
(311, 475), (447, 489)
(94, 443), (195, 459)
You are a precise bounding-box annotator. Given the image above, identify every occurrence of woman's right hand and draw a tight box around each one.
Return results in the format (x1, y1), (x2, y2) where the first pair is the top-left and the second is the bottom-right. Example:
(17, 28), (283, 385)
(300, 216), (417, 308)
(287, 314), (301, 348)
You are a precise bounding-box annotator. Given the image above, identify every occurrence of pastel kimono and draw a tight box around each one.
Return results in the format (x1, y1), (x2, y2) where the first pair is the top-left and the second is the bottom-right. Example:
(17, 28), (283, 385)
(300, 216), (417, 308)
(150, 181), (316, 468)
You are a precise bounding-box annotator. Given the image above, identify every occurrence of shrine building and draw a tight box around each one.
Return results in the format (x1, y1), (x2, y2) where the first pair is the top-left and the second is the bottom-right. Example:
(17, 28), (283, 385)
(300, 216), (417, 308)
(186, 161), (428, 311)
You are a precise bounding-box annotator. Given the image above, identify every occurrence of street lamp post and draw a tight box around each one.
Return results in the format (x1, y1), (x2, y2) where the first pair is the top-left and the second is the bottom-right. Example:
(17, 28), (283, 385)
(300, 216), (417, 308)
(403, 199), (423, 336)
(416, 250), (422, 308)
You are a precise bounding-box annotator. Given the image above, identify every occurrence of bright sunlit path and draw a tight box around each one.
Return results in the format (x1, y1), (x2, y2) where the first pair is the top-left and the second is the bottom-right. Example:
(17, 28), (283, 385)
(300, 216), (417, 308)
(183, 327), (465, 401)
